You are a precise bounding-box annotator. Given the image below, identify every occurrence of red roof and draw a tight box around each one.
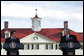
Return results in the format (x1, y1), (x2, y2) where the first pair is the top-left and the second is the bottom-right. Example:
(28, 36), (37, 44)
(70, 31), (83, 42)
(77, 32), (83, 36)
(34, 15), (39, 18)
(1, 28), (83, 43)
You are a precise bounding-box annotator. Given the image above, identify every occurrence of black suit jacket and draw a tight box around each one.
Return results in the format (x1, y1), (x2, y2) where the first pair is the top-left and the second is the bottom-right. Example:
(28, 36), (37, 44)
(5, 37), (20, 43)
(5, 37), (20, 55)
(59, 34), (80, 51)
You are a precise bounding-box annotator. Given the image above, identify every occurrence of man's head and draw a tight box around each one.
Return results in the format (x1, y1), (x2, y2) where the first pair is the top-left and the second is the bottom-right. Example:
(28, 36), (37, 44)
(10, 30), (16, 37)
(64, 29), (70, 36)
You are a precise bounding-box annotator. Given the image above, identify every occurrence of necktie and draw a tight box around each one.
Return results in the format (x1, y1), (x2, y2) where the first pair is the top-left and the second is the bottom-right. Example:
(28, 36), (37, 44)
(11, 37), (16, 39)
(66, 36), (69, 41)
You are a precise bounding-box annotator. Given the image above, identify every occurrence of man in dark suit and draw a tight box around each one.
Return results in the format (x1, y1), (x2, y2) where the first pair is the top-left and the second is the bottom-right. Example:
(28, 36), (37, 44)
(59, 29), (80, 55)
(5, 30), (20, 55)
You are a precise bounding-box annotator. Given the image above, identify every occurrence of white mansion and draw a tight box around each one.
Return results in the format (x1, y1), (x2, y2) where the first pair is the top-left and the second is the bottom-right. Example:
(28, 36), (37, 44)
(1, 9), (83, 55)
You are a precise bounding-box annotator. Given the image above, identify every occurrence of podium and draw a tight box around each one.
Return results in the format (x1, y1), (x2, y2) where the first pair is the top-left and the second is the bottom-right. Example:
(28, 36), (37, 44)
(3, 42), (24, 55)
(60, 42), (81, 55)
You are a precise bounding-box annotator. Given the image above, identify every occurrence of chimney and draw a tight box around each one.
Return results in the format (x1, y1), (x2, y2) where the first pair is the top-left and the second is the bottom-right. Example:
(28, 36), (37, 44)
(4, 21), (8, 31)
(62, 21), (69, 36)
(64, 21), (68, 30)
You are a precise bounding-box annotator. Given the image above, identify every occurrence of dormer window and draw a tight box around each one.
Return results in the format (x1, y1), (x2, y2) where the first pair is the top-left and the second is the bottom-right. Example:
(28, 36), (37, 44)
(5, 31), (10, 39)
(62, 31), (64, 36)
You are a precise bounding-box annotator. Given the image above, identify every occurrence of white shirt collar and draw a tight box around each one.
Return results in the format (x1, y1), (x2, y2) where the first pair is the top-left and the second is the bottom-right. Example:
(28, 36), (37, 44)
(11, 37), (15, 39)
(66, 34), (70, 38)
(67, 34), (70, 37)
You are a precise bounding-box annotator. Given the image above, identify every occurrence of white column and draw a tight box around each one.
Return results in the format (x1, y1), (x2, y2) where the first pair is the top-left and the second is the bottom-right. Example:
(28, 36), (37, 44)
(57, 43), (59, 49)
(24, 44), (28, 50)
(34, 44), (35, 50)
(29, 44), (32, 50)
(53, 44), (56, 50)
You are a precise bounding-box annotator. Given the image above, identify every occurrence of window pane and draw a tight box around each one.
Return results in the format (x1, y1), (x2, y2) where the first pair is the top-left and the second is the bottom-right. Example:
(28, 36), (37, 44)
(81, 45), (83, 49)
(37, 44), (39, 49)
(35, 44), (39, 49)
(6, 33), (9, 38)
(46, 44), (48, 49)
(28, 44), (29, 49)
(29, 44), (32, 50)
(51, 44), (53, 49)
(32, 44), (34, 49)
(55, 44), (57, 49)
(49, 44), (53, 49)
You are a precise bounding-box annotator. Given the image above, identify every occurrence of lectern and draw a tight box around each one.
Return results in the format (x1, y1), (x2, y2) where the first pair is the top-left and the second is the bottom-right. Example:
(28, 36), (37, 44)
(3, 42), (24, 55)
(60, 42), (81, 55)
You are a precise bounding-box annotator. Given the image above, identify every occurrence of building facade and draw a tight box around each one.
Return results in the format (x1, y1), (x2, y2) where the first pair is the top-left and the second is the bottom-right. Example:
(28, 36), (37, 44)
(1, 9), (83, 55)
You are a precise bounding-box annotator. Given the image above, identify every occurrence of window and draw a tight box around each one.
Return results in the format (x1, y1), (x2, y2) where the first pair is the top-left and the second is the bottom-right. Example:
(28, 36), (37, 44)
(39, 21), (40, 26)
(46, 44), (48, 50)
(32, 44), (34, 49)
(37, 44), (39, 49)
(27, 44), (39, 50)
(55, 44), (57, 49)
(51, 44), (53, 49)
(81, 45), (83, 49)
(28, 44), (29, 49)
(6, 33), (9, 37)
(32, 21), (34, 22)
(35, 44), (39, 50)
(49, 44), (53, 49)
(5, 31), (10, 39)
(33, 36), (38, 40)
(5, 33), (9, 38)
(46, 44), (53, 50)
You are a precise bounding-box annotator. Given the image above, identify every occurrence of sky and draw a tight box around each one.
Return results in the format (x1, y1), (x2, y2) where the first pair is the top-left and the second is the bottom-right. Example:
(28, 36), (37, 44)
(1, 1), (83, 32)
